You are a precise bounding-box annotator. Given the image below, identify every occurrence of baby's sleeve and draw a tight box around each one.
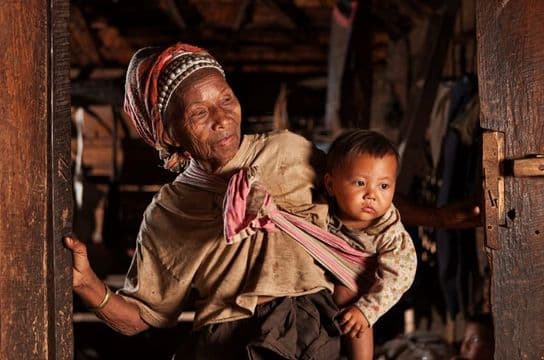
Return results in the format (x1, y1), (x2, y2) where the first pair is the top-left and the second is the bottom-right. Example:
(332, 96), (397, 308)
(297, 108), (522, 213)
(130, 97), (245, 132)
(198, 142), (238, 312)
(354, 229), (417, 326)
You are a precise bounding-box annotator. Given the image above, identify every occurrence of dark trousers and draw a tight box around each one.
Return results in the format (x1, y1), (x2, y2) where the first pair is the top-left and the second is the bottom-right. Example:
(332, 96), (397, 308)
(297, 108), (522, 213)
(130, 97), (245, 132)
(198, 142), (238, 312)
(174, 291), (342, 360)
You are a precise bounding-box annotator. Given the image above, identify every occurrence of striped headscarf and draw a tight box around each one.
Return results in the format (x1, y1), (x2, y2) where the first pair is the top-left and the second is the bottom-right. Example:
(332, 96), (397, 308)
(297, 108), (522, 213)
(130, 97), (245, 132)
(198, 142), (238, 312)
(123, 43), (225, 171)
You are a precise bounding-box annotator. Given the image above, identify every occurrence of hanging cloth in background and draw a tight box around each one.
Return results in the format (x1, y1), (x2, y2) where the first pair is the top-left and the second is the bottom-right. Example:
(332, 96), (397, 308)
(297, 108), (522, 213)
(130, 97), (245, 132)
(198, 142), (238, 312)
(434, 75), (483, 320)
(450, 96), (480, 147)
(426, 82), (454, 170)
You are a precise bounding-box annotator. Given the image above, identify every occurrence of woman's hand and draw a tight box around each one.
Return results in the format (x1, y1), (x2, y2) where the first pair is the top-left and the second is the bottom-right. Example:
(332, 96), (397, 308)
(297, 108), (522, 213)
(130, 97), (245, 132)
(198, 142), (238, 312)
(437, 196), (482, 229)
(63, 236), (99, 290)
(63, 235), (150, 335)
(396, 194), (482, 229)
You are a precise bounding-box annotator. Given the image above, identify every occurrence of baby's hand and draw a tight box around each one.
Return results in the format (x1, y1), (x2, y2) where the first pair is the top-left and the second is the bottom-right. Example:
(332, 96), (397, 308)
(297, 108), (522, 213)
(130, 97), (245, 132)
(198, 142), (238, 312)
(338, 305), (370, 338)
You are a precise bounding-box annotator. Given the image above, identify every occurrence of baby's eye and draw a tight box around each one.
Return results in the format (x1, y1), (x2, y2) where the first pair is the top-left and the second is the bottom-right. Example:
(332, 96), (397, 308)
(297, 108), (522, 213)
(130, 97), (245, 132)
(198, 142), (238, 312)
(380, 183), (390, 190)
(354, 180), (365, 187)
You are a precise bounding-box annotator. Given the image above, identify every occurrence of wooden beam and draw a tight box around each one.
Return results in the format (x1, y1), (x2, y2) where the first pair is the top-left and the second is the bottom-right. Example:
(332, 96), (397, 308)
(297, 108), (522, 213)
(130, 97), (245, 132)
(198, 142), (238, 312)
(219, 44), (327, 62)
(123, 27), (330, 49)
(69, 43), (328, 72)
(0, 0), (72, 358)
(158, 0), (187, 29)
(70, 4), (101, 66)
(93, 20), (134, 64)
(233, 0), (255, 31)
(477, 0), (544, 357)
(264, 0), (312, 28)
(340, 0), (373, 129)
(396, 0), (460, 194)
(50, 1), (74, 356)
(232, 63), (325, 74)
(372, 0), (413, 40)
(71, 78), (125, 106)
(390, 0), (436, 19)
(174, 0), (203, 27)
(512, 156), (544, 177)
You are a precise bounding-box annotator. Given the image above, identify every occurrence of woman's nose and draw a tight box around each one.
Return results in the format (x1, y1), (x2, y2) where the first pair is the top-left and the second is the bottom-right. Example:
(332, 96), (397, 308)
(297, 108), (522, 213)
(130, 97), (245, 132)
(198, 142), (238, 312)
(210, 107), (228, 129)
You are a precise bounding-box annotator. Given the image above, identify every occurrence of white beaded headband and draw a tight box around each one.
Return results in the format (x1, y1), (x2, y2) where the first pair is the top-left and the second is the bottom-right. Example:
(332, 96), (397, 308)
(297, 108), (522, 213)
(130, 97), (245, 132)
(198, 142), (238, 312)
(156, 52), (225, 114)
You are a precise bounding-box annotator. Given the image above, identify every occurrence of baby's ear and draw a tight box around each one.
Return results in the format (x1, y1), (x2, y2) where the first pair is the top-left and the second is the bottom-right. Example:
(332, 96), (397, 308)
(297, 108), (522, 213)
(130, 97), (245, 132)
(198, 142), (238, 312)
(323, 173), (334, 196)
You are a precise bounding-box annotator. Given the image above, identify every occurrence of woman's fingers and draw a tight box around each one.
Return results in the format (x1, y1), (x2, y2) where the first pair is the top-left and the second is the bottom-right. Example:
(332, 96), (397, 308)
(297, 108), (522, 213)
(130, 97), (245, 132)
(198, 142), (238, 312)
(64, 235), (82, 250)
(63, 236), (90, 273)
(440, 196), (483, 228)
(64, 236), (86, 255)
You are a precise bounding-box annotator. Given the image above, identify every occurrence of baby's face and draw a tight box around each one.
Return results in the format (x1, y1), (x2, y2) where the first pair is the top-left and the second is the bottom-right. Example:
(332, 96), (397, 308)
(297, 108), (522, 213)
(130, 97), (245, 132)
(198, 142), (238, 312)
(325, 153), (397, 230)
(460, 323), (494, 360)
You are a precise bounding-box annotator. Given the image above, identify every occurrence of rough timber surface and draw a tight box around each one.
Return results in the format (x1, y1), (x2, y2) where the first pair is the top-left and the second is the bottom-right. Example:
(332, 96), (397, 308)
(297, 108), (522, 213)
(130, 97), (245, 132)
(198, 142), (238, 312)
(477, 0), (544, 358)
(0, 1), (72, 358)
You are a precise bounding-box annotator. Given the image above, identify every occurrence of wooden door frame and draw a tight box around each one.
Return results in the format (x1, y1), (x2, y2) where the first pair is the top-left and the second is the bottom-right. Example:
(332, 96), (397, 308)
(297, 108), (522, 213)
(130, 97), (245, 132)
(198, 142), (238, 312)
(0, 1), (72, 358)
(477, 0), (544, 358)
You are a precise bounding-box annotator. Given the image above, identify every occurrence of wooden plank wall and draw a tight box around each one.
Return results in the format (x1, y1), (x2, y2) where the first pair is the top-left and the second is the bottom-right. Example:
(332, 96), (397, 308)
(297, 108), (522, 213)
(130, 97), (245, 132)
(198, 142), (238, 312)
(477, 0), (544, 358)
(0, 1), (72, 359)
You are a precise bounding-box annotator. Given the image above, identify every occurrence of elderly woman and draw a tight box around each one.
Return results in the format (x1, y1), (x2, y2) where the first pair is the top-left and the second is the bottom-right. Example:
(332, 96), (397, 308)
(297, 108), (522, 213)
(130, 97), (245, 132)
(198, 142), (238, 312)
(66, 43), (344, 359)
(66, 43), (481, 359)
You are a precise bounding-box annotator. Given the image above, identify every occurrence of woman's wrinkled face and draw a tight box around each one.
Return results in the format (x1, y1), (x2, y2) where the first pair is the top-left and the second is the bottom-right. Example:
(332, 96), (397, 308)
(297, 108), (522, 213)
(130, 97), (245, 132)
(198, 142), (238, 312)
(164, 69), (242, 172)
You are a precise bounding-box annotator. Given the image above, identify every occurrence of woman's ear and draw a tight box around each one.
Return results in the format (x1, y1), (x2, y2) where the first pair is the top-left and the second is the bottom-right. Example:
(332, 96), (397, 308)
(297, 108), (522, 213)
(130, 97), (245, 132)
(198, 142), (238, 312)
(324, 173), (335, 197)
(163, 104), (186, 147)
(162, 128), (181, 148)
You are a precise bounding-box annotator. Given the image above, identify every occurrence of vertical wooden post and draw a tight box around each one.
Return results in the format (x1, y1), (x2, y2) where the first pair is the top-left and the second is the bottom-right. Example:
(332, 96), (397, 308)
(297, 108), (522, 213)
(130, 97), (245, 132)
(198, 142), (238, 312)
(477, 0), (544, 358)
(0, 1), (72, 359)
(340, 0), (373, 130)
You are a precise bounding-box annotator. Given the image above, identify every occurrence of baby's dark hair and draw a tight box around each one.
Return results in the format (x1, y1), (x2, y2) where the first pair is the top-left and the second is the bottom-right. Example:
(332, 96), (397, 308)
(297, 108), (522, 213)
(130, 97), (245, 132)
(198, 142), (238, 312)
(326, 129), (400, 173)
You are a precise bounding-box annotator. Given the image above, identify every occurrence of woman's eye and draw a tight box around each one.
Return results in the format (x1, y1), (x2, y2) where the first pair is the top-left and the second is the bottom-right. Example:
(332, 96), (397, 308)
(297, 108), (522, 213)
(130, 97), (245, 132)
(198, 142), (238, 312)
(380, 183), (390, 190)
(191, 109), (207, 119)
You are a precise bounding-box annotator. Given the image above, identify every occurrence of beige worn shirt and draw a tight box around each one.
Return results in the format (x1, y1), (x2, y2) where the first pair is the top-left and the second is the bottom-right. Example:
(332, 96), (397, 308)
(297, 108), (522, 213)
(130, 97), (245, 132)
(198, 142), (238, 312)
(118, 131), (334, 329)
(329, 205), (417, 326)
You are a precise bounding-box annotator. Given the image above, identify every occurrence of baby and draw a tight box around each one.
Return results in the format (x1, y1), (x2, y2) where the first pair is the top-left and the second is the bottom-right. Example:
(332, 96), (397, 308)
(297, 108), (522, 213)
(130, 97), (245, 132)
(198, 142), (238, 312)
(324, 130), (418, 360)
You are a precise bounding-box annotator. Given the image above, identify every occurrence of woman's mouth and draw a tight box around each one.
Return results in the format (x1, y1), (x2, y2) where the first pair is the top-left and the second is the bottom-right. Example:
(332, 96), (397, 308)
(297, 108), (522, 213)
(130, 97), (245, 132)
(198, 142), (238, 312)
(216, 134), (236, 147)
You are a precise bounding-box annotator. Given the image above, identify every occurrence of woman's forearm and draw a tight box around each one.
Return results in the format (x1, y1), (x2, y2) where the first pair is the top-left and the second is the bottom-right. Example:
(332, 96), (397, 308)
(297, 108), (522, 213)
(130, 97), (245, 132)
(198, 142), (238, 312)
(75, 275), (150, 336)
(65, 236), (150, 336)
(395, 196), (440, 227)
(395, 194), (481, 229)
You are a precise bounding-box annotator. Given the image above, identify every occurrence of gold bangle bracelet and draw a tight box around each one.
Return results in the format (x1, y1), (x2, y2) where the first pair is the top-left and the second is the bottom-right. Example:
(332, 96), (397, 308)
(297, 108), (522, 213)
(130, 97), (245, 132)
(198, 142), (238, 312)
(89, 284), (112, 312)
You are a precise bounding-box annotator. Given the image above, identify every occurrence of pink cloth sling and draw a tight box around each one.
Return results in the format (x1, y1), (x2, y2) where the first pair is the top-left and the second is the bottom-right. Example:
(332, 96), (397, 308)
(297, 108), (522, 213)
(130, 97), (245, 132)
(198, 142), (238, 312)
(176, 162), (369, 292)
